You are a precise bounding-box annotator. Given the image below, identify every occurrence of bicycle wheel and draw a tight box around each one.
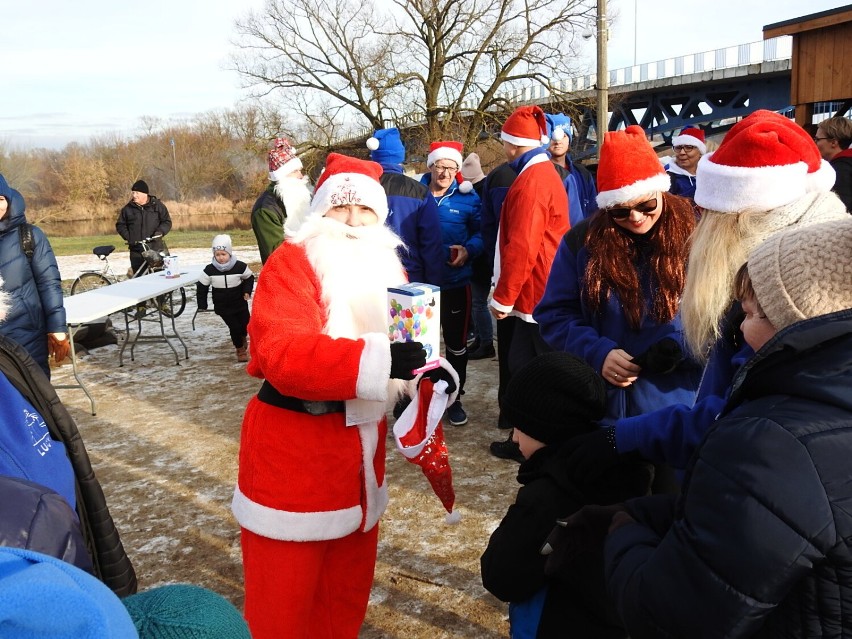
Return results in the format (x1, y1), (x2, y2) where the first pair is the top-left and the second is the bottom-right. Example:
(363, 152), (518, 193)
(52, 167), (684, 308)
(71, 272), (111, 295)
(157, 288), (187, 318)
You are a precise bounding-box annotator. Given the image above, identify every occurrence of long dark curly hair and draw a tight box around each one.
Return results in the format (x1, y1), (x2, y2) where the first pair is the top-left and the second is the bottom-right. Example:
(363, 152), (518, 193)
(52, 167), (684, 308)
(583, 192), (696, 330)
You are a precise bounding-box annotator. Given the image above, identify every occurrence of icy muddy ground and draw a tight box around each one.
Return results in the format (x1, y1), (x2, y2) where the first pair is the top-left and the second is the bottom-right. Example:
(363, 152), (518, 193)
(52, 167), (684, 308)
(52, 249), (519, 637)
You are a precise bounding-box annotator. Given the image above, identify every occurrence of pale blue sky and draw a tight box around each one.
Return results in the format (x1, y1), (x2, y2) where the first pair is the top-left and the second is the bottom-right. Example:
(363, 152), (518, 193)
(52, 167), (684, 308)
(1, 0), (845, 149)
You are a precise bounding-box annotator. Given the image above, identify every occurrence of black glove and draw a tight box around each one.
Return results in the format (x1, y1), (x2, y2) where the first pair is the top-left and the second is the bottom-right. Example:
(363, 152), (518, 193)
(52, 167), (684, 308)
(390, 341), (426, 380)
(420, 366), (458, 395)
(540, 503), (627, 577)
(632, 337), (683, 375)
(562, 426), (619, 484)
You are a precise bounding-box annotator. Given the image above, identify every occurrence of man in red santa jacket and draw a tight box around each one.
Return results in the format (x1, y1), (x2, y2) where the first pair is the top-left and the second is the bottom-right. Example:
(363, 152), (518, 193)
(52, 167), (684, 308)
(231, 153), (435, 639)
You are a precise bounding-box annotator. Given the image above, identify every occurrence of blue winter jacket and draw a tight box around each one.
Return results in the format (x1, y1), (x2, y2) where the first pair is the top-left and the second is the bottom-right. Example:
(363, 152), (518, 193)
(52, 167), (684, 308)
(420, 174), (483, 289)
(534, 217), (702, 425)
(614, 303), (753, 469)
(0, 176), (66, 374)
(606, 310), (852, 638)
(664, 162), (697, 200)
(380, 165), (444, 286)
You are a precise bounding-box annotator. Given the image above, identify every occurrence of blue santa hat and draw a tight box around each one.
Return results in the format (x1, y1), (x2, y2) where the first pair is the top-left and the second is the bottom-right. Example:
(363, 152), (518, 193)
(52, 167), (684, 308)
(366, 128), (406, 166)
(0, 547), (139, 638)
(545, 113), (573, 142)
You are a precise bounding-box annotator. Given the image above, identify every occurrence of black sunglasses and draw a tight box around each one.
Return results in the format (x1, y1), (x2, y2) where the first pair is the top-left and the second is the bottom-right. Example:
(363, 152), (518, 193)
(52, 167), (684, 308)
(607, 197), (658, 220)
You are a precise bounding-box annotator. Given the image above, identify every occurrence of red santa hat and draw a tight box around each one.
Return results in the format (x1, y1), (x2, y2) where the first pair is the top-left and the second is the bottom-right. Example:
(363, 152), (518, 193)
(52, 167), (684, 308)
(694, 110), (837, 214)
(595, 125), (672, 210)
(268, 137), (303, 182)
(307, 152), (389, 223)
(427, 141), (472, 193)
(393, 370), (461, 524)
(501, 105), (550, 147)
(672, 127), (707, 154)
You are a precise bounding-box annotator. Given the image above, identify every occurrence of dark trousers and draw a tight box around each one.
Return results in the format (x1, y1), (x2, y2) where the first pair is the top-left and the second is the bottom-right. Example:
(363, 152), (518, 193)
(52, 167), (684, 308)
(219, 309), (250, 348)
(129, 250), (148, 277)
(440, 285), (471, 397)
(497, 317), (551, 428)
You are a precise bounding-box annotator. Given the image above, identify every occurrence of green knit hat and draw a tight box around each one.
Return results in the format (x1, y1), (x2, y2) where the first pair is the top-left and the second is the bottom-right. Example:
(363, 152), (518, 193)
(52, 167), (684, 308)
(122, 584), (250, 639)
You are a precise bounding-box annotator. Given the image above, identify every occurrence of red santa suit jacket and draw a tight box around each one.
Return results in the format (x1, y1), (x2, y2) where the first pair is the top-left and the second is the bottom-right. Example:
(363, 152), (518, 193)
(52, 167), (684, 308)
(231, 240), (400, 542)
(492, 152), (569, 322)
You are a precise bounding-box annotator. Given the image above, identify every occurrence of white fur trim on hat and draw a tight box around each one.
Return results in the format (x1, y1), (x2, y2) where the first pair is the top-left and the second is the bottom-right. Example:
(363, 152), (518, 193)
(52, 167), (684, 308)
(307, 172), (389, 224)
(694, 152), (810, 214)
(269, 156), (303, 182)
(807, 159), (837, 193)
(672, 133), (707, 154)
(426, 146), (463, 169)
(500, 130), (549, 148)
(596, 172), (673, 210)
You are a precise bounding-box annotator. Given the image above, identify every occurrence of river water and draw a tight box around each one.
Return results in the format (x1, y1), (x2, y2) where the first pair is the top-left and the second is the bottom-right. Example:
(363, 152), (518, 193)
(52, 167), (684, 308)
(39, 211), (251, 237)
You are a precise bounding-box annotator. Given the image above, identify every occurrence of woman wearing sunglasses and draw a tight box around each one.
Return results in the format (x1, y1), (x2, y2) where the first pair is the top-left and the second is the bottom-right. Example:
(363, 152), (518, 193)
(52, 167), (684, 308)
(534, 125), (701, 440)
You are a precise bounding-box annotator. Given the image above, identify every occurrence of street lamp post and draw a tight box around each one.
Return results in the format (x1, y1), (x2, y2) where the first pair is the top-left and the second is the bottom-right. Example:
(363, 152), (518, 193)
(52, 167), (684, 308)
(596, 0), (608, 160)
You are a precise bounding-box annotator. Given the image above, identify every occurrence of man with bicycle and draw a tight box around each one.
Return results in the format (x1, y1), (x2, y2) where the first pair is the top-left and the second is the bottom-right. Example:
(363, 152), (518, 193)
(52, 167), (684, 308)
(115, 180), (172, 277)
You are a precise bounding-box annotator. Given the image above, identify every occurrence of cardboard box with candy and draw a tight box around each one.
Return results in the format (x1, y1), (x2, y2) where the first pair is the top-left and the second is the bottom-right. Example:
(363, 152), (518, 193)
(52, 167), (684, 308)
(387, 282), (441, 373)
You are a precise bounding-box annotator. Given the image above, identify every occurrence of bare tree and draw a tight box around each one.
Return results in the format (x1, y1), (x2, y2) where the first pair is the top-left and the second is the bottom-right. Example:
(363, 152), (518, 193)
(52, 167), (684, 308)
(231, 0), (596, 149)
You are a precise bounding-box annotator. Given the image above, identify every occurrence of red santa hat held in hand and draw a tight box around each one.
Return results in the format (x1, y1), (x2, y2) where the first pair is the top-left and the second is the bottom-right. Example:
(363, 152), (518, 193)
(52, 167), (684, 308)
(694, 110), (837, 214)
(427, 141), (472, 194)
(596, 125), (672, 210)
(393, 372), (461, 524)
(501, 105), (550, 147)
(307, 152), (389, 223)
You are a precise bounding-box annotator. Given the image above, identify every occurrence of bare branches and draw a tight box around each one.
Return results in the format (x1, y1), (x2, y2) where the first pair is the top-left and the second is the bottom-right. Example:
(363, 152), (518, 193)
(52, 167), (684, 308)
(231, 0), (596, 149)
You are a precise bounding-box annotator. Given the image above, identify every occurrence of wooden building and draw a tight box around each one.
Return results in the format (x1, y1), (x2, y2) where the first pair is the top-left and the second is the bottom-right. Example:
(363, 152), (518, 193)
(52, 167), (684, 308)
(764, 4), (852, 126)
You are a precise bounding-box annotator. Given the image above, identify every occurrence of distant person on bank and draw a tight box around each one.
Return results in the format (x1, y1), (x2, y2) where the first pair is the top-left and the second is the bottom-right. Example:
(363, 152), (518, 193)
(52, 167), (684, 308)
(115, 179), (172, 277)
(0, 174), (69, 376)
(251, 137), (312, 264)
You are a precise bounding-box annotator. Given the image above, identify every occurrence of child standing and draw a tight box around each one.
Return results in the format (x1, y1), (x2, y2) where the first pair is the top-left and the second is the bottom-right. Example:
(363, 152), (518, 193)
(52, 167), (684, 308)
(480, 351), (652, 638)
(197, 235), (254, 362)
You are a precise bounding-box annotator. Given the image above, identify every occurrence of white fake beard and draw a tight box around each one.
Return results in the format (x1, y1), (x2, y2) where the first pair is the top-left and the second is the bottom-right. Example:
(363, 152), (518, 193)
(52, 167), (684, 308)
(294, 216), (406, 340)
(276, 176), (312, 237)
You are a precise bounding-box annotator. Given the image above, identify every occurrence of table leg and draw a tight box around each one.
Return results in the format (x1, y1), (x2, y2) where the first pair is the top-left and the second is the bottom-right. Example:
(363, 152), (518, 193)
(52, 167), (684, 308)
(52, 325), (97, 415)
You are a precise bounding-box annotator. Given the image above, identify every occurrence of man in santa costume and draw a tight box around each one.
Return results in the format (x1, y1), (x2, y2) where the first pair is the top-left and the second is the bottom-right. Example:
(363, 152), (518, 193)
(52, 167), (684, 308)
(489, 105), (570, 462)
(231, 153), (438, 639)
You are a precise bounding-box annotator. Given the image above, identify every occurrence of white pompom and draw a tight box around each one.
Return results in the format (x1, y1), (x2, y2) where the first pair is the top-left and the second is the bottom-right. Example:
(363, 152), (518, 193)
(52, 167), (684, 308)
(445, 510), (461, 524)
(540, 134), (550, 145)
(458, 180), (473, 194)
(552, 127), (565, 140)
(366, 136), (380, 151)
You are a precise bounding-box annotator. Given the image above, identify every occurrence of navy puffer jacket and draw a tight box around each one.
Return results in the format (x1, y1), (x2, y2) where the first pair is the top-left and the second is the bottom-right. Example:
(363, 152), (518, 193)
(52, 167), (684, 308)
(0, 175), (66, 374)
(605, 310), (852, 638)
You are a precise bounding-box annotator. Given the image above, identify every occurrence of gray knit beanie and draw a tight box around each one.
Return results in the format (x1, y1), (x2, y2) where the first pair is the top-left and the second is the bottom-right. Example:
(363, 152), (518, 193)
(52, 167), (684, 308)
(748, 217), (852, 331)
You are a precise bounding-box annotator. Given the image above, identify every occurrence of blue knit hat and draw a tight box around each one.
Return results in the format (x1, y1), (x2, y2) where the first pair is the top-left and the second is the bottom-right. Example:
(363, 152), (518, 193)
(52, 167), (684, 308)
(366, 127), (406, 166)
(0, 547), (139, 638)
(0, 173), (12, 200)
(122, 584), (251, 639)
(545, 113), (573, 142)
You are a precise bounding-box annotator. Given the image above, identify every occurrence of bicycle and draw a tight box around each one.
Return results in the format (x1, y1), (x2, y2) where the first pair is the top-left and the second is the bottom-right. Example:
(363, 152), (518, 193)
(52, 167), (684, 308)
(70, 236), (187, 318)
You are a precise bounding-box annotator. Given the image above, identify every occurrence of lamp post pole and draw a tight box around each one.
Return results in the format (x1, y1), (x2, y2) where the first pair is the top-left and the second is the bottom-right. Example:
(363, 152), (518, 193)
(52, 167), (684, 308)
(170, 138), (179, 201)
(596, 0), (608, 160)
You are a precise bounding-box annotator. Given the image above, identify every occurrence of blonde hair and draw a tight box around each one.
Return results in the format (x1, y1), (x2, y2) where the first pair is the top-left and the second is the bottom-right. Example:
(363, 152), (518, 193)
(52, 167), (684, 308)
(682, 191), (849, 359)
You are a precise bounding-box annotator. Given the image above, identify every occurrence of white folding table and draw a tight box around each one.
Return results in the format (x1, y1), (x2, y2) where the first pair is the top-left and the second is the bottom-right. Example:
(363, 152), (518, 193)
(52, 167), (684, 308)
(58, 266), (203, 414)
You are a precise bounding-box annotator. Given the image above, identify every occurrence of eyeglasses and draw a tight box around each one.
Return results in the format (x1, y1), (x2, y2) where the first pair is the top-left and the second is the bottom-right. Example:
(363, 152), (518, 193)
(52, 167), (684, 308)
(812, 136), (831, 142)
(607, 198), (658, 220)
(673, 145), (697, 153)
(433, 164), (458, 174)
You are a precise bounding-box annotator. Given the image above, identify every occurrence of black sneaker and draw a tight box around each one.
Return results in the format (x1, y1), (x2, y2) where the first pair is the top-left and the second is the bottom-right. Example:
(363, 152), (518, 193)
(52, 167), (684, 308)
(469, 342), (496, 360)
(489, 434), (524, 463)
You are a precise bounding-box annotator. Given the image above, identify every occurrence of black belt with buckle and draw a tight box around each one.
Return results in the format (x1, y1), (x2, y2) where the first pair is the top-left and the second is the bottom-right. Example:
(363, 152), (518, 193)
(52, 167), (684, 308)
(257, 381), (345, 415)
